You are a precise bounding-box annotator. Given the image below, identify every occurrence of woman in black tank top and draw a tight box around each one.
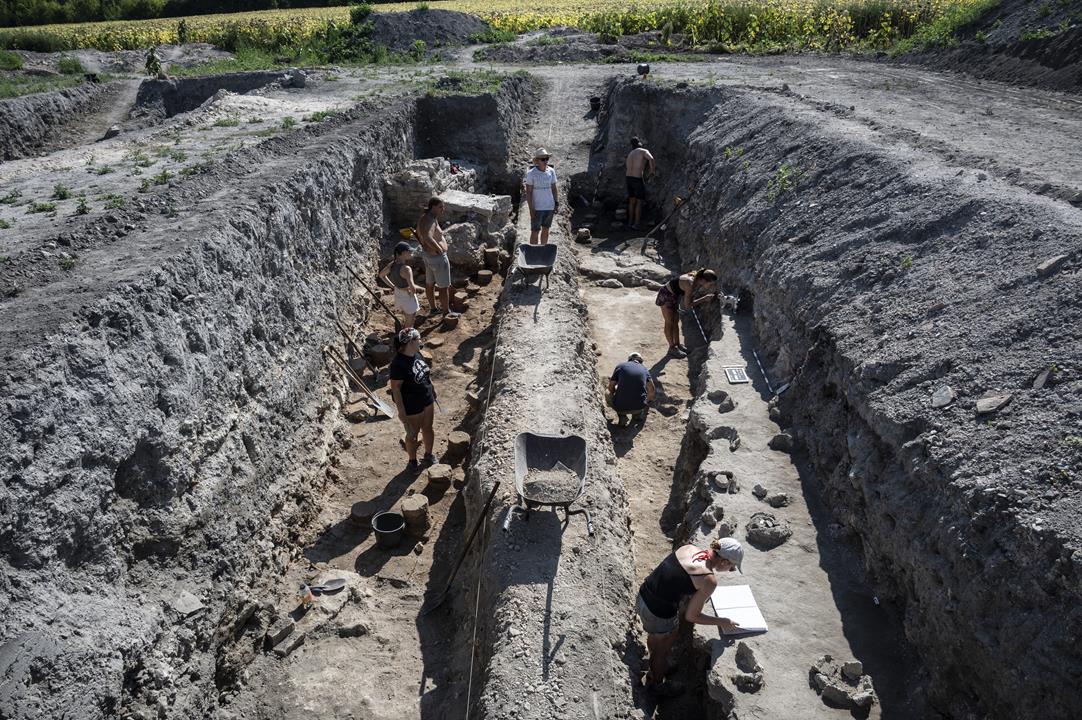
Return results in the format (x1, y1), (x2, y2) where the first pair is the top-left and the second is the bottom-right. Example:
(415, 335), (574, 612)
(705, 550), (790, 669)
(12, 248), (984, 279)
(636, 538), (745, 694)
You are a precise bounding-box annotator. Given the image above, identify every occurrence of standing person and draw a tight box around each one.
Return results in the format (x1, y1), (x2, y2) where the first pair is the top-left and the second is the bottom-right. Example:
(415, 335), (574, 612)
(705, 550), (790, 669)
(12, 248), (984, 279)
(654, 268), (720, 357)
(636, 539), (744, 696)
(416, 198), (460, 320)
(378, 241), (421, 329)
(389, 327), (436, 471)
(625, 137), (655, 230)
(607, 352), (656, 427)
(525, 148), (558, 245)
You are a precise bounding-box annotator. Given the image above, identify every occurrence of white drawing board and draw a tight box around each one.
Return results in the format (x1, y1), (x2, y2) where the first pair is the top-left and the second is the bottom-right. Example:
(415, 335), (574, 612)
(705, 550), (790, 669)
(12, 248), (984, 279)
(710, 584), (768, 635)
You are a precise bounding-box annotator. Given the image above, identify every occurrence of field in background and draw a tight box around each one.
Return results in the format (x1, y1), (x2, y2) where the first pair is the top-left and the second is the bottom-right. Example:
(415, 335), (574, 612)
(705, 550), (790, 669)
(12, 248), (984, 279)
(0, 0), (997, 55)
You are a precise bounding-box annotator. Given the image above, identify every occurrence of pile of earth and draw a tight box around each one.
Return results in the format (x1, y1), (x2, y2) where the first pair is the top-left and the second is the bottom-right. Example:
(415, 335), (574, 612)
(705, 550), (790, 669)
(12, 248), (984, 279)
(898, 0), (1082, 93)
(371, 9), (489, 51)
(475, 28), (708, 63)
(12, 44), (231, 74)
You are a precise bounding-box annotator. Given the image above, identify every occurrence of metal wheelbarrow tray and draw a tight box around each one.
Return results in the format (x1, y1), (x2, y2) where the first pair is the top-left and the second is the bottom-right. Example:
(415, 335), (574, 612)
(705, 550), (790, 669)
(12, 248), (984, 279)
(515, 243), (559, 284)
(503, 432), (594, 535)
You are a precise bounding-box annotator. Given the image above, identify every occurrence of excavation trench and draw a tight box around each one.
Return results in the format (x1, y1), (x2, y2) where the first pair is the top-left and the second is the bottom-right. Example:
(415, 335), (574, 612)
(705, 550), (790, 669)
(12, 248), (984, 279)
(582, 78), (1082, 720)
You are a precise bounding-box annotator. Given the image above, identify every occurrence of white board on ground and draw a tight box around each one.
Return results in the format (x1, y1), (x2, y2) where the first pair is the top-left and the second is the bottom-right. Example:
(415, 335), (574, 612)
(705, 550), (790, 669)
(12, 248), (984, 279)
(710, 584), (768, 635)
(724, 367), (750, 384)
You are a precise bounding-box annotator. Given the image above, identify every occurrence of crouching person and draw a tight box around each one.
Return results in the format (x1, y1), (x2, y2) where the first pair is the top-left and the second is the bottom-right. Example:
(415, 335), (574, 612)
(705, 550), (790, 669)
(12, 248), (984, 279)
(606, 352), (655, 427)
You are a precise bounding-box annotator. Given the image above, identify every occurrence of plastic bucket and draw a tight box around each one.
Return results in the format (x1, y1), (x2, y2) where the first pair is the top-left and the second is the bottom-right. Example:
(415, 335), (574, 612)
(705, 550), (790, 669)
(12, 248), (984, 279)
(589, 96), (601, 112)
(372, 511), (405, 549)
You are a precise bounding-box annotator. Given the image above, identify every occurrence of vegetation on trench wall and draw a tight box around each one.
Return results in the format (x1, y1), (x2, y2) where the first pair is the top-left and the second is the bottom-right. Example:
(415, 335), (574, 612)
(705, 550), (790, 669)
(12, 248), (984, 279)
(0, 0), (1002, 54)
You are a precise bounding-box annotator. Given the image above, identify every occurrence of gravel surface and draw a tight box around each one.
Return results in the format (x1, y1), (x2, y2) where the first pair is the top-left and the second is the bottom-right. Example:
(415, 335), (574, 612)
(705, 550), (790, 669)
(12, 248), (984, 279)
(522, 464), (580, 503)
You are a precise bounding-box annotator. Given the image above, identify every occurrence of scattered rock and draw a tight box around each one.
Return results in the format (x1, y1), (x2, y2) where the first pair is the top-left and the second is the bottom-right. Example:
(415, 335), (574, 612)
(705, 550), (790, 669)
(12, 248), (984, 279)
(717, 518), (738, 538)
(264, 618), (294, 649)
(400, 494), (429, 536)
(976, 393), (1012, 415)
(575, 228), (592, 244)
(170, 590), (205, 618)
(931, 385), (956, 408)
(707, 389), (736, 412)
(765, 493), (790, 508)
(768, 432), (792, 451)
(810, 655), (878, 711)
(337, 621), (370, 638)
(732, 671), (764, 693)
(272, 631), (306, 658)
(842, 660), (864, 680)
(1036, 255), (1068, 278)
(746, 512), (792, 549)
(701, 506), (718, 527)
(426, 464), (452, 487)
(735, 642), (761, 673)
(443, 430), (472, 466)
(1032, 367), (1051, 390)
(752, 484), (768, 500)
(598, 278), (623, 289)
(102, 124), (121, 140)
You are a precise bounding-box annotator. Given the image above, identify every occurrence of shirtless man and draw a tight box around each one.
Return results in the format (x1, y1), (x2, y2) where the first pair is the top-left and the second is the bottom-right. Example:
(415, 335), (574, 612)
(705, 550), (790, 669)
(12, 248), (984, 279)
(416, 197), (459, 319)
(625, 137), (655, 230)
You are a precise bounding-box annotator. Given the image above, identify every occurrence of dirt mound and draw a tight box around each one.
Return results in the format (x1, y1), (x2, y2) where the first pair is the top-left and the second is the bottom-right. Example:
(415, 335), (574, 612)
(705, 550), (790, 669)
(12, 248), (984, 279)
(371, 9), (489, 51)
(900, 0), (1082, 93)
(477, 29), (705, 64)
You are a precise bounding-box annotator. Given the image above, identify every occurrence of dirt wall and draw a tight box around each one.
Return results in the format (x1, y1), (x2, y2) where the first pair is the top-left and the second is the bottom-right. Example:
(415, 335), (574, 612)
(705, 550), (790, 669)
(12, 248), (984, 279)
(131, 70), (294, 120)
(0, 80), (115, 160)
(593, 79), (1082, 719)
(0, 101), (417, 720)
(416, 74), (540, 197)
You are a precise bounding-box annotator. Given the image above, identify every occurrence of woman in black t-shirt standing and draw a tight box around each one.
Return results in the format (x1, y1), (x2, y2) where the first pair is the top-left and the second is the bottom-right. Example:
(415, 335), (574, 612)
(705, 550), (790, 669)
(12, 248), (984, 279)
(389, 327), (435, 471)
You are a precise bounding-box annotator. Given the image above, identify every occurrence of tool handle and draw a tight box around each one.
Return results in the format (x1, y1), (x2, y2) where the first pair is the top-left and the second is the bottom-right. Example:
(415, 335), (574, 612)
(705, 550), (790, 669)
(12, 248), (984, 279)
(440, 481), (501, 593)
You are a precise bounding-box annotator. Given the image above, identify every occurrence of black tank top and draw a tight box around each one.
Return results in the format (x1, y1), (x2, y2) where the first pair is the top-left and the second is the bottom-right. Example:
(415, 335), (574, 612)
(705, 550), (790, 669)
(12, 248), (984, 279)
(667, 276), (682, 294)
(639, 552), (709, 619)
(390, 260), (409, 289)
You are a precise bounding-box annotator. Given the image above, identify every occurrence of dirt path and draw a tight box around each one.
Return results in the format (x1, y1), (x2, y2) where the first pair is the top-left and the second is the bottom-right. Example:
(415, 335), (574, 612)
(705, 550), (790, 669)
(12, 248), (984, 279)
(227, 280), (502, 720)
(43, 78), (142, 153)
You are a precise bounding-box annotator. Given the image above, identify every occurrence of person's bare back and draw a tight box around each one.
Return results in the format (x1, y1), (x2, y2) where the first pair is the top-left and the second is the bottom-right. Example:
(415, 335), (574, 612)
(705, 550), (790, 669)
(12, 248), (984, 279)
(626, 147), (655, 178)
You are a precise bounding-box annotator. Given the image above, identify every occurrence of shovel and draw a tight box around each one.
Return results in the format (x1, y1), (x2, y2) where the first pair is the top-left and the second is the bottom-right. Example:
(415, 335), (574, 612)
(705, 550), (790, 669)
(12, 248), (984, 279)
(324, 346), (396, 419)
(309, 578), (347, 595)
(421, 480), (501, 615)
(344, 264), (401, 334)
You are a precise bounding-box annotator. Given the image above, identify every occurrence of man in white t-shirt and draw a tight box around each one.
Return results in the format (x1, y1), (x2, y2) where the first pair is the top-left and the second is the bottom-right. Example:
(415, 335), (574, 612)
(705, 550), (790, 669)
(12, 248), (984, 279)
(524, 147), (558, 245)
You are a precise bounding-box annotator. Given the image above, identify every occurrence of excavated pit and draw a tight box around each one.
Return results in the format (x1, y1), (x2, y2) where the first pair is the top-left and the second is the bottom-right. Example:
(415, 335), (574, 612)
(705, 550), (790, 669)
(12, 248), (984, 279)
(586, 78), (1082, 720)
(0, 74), (543, 720)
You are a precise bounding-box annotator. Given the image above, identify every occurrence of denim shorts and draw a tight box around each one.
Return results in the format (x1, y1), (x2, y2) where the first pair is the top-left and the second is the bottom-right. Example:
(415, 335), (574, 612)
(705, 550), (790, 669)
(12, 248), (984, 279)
(636, 592), (678, 635)
(531, 209), (554, 231)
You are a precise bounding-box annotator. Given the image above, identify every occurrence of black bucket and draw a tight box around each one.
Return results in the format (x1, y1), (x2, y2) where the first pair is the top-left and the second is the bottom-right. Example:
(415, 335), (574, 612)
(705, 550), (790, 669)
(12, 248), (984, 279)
(589, 96), (601, 112)
(372, 511), (405, 549)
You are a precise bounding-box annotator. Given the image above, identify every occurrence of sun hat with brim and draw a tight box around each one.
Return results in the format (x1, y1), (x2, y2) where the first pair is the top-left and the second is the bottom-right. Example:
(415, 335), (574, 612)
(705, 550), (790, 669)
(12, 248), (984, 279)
(534, 147), (551, 160)
(628, 352), (644, 364)
(714, 537), (744, 573)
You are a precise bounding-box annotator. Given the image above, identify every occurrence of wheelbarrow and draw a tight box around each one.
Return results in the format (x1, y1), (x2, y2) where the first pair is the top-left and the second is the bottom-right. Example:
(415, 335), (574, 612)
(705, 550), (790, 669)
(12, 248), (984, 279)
(502, 432), (594, 535)
(515, 243), (559, 286)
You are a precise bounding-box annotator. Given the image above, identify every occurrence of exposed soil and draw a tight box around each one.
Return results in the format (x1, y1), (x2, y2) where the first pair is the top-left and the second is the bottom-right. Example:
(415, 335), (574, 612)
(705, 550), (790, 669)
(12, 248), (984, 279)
(3, 22), (1082, 720)
(372, 9), (489, 52)
(476, 29), (706, 64)
(898, 0), (1082, 94)
(224, 277), (503, 719)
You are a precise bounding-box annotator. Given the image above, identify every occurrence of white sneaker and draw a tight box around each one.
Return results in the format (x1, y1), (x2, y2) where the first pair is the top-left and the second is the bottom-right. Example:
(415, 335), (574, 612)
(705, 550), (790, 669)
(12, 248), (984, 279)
(445, 311), (462, 319)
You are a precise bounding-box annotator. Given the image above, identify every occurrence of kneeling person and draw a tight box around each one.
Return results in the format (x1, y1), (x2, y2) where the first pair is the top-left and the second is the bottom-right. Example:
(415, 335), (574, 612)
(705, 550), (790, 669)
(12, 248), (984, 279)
(389, 327), (435, 471)
(607, 352), (655, 427)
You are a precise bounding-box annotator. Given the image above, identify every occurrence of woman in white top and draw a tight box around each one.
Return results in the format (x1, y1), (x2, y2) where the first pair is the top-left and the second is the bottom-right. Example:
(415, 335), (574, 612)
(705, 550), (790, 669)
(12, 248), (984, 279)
(525, 147), (558, 245)
(378, 241), (421, 328)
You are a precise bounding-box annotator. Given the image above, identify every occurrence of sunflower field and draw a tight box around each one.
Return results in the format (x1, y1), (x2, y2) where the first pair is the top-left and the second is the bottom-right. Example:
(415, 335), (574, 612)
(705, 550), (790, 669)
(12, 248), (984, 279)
(0, 0), (994, 54)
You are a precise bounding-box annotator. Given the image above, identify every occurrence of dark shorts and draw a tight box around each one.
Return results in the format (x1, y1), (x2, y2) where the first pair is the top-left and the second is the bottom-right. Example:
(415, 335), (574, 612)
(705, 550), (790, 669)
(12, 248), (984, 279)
(531, 209), (554, 231)
(626, 176), (646, 200)
(655, 285), (678, 311)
